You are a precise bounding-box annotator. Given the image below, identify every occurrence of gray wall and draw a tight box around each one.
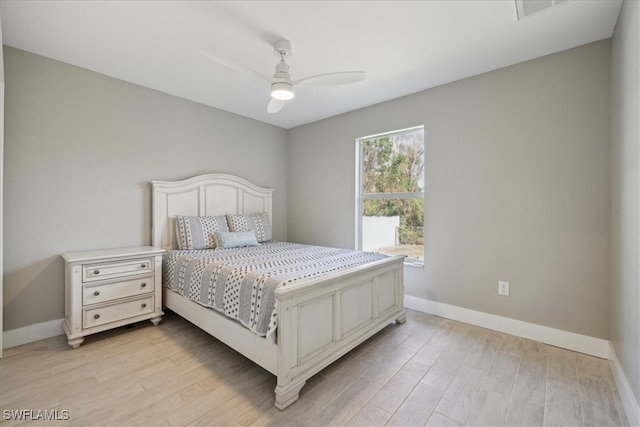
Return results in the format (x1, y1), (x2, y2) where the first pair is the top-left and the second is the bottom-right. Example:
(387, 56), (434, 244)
(3, 47), (288, 330)
(288, 41), (611, 339)
(611, 0), (640, 409)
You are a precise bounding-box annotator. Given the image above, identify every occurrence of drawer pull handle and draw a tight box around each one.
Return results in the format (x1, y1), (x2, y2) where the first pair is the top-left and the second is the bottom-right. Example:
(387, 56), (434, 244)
(93, 291), (100, 296)
(141, 283), (147, 288)
(93, 270), (100, 275)
(94, 314), (100, 319)
(141, 303), (147, 308)
(140, 264), (147, 269)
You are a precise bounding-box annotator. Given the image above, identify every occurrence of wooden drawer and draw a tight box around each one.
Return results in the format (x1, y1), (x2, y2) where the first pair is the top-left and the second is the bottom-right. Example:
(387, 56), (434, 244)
(82, 257), (153, 283)
(82, 276), (153, 306)
(83, 295), (155, 329)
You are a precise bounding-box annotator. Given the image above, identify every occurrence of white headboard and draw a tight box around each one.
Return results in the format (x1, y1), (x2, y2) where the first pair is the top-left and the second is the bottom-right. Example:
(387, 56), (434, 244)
(151, 173), (274, 250)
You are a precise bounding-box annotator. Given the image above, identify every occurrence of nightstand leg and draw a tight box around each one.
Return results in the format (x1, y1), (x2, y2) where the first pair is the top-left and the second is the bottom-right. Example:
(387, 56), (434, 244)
(150, 316), (163, 326)
(67, 337), (84, 349)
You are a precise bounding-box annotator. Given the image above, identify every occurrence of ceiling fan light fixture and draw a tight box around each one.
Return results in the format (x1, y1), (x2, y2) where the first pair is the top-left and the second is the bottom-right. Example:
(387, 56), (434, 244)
(271, 81), (295, 100)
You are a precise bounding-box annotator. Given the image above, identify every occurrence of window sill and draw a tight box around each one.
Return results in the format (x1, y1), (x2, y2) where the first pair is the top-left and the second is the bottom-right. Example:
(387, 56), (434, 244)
(404, 260), (424, 268)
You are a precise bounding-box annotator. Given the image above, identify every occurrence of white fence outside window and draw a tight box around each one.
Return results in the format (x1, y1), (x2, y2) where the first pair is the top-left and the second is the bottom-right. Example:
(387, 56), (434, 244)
(362, 216), (399, 253)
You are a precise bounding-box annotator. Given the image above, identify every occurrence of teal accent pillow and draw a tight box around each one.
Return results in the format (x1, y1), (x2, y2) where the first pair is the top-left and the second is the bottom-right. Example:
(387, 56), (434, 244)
(212, 230), (259, 248)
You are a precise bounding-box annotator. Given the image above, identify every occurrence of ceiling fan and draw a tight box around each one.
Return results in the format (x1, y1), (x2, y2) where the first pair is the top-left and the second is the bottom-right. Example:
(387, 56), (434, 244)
(201, 39), (366, 114)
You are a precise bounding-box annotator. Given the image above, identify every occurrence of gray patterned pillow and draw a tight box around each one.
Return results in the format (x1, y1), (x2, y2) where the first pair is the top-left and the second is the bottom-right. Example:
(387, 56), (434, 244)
(175, 216), (229, 250)
(226, 212), (272, 243)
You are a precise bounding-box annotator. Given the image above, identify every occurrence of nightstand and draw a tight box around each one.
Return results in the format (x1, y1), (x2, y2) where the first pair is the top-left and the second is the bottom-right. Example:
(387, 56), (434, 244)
(62, 246), (165, 348)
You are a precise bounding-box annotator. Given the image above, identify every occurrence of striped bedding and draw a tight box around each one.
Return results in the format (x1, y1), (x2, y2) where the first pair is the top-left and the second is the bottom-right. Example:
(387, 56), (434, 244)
(163, 241), (388, 338)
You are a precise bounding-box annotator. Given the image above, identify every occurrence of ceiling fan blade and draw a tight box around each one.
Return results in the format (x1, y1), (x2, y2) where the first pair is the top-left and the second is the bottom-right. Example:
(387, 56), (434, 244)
(200, 49), (270, 82)
(295, 71), (366, 87)
(267, 98), (285, 114)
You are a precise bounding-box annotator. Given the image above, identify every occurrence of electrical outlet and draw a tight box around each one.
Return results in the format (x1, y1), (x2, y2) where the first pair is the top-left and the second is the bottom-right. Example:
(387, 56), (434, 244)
(498, 281), (510, 296)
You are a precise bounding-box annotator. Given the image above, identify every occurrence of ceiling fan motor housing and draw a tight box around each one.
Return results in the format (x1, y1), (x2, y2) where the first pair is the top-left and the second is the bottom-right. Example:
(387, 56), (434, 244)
(273, 59), (292, 81)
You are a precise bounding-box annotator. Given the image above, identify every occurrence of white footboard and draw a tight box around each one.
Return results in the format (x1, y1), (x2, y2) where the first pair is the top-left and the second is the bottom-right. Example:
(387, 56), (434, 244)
(273, 255), (405, 409)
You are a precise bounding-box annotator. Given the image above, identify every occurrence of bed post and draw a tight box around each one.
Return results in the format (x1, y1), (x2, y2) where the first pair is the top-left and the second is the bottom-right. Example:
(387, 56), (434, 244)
(274, 381), (306, 410)
(274, 295), (306, 410)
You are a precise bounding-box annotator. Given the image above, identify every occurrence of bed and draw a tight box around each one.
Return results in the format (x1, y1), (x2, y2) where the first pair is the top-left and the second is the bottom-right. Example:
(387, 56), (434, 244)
(151, 173), (406, 409)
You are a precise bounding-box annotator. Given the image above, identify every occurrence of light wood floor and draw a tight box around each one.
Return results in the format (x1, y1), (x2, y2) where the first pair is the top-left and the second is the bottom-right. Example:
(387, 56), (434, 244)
(0, 310), (629, 427)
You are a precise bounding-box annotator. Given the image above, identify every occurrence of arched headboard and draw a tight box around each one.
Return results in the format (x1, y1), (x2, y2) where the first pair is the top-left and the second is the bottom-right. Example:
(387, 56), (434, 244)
(151, 174), (274, 250)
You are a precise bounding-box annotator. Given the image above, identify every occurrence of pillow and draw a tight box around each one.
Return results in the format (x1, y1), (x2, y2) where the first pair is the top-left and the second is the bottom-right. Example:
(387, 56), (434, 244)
(226, 212), (272, 242)
(212, 230), (259, 249)
(175, 215), (229, 250)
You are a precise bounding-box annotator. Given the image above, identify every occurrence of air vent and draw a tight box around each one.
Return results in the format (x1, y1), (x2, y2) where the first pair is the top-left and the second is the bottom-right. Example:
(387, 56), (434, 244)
(515, 0), (569, 20)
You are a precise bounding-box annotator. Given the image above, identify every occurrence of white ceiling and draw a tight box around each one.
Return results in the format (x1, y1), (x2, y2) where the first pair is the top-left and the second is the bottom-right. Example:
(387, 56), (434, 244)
(0, 0), (622, 129)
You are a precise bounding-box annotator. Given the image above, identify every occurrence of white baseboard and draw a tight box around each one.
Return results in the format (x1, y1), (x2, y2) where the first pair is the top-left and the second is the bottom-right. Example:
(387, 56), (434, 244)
(404, 295), (610, 359)
(609, 341), (640, 427)
(2, 318), (65, 349)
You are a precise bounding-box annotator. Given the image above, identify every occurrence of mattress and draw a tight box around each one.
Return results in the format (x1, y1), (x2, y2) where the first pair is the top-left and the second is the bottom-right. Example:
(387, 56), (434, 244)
(163, 241), (388, 337)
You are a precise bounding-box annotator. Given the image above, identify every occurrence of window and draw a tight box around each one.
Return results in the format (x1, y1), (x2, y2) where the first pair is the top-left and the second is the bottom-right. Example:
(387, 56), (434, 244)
(356, 126), (425, 265)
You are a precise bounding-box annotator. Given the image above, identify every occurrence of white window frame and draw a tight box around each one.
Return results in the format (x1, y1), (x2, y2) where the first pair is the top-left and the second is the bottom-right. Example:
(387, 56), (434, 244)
(355, 125), (425, 267)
